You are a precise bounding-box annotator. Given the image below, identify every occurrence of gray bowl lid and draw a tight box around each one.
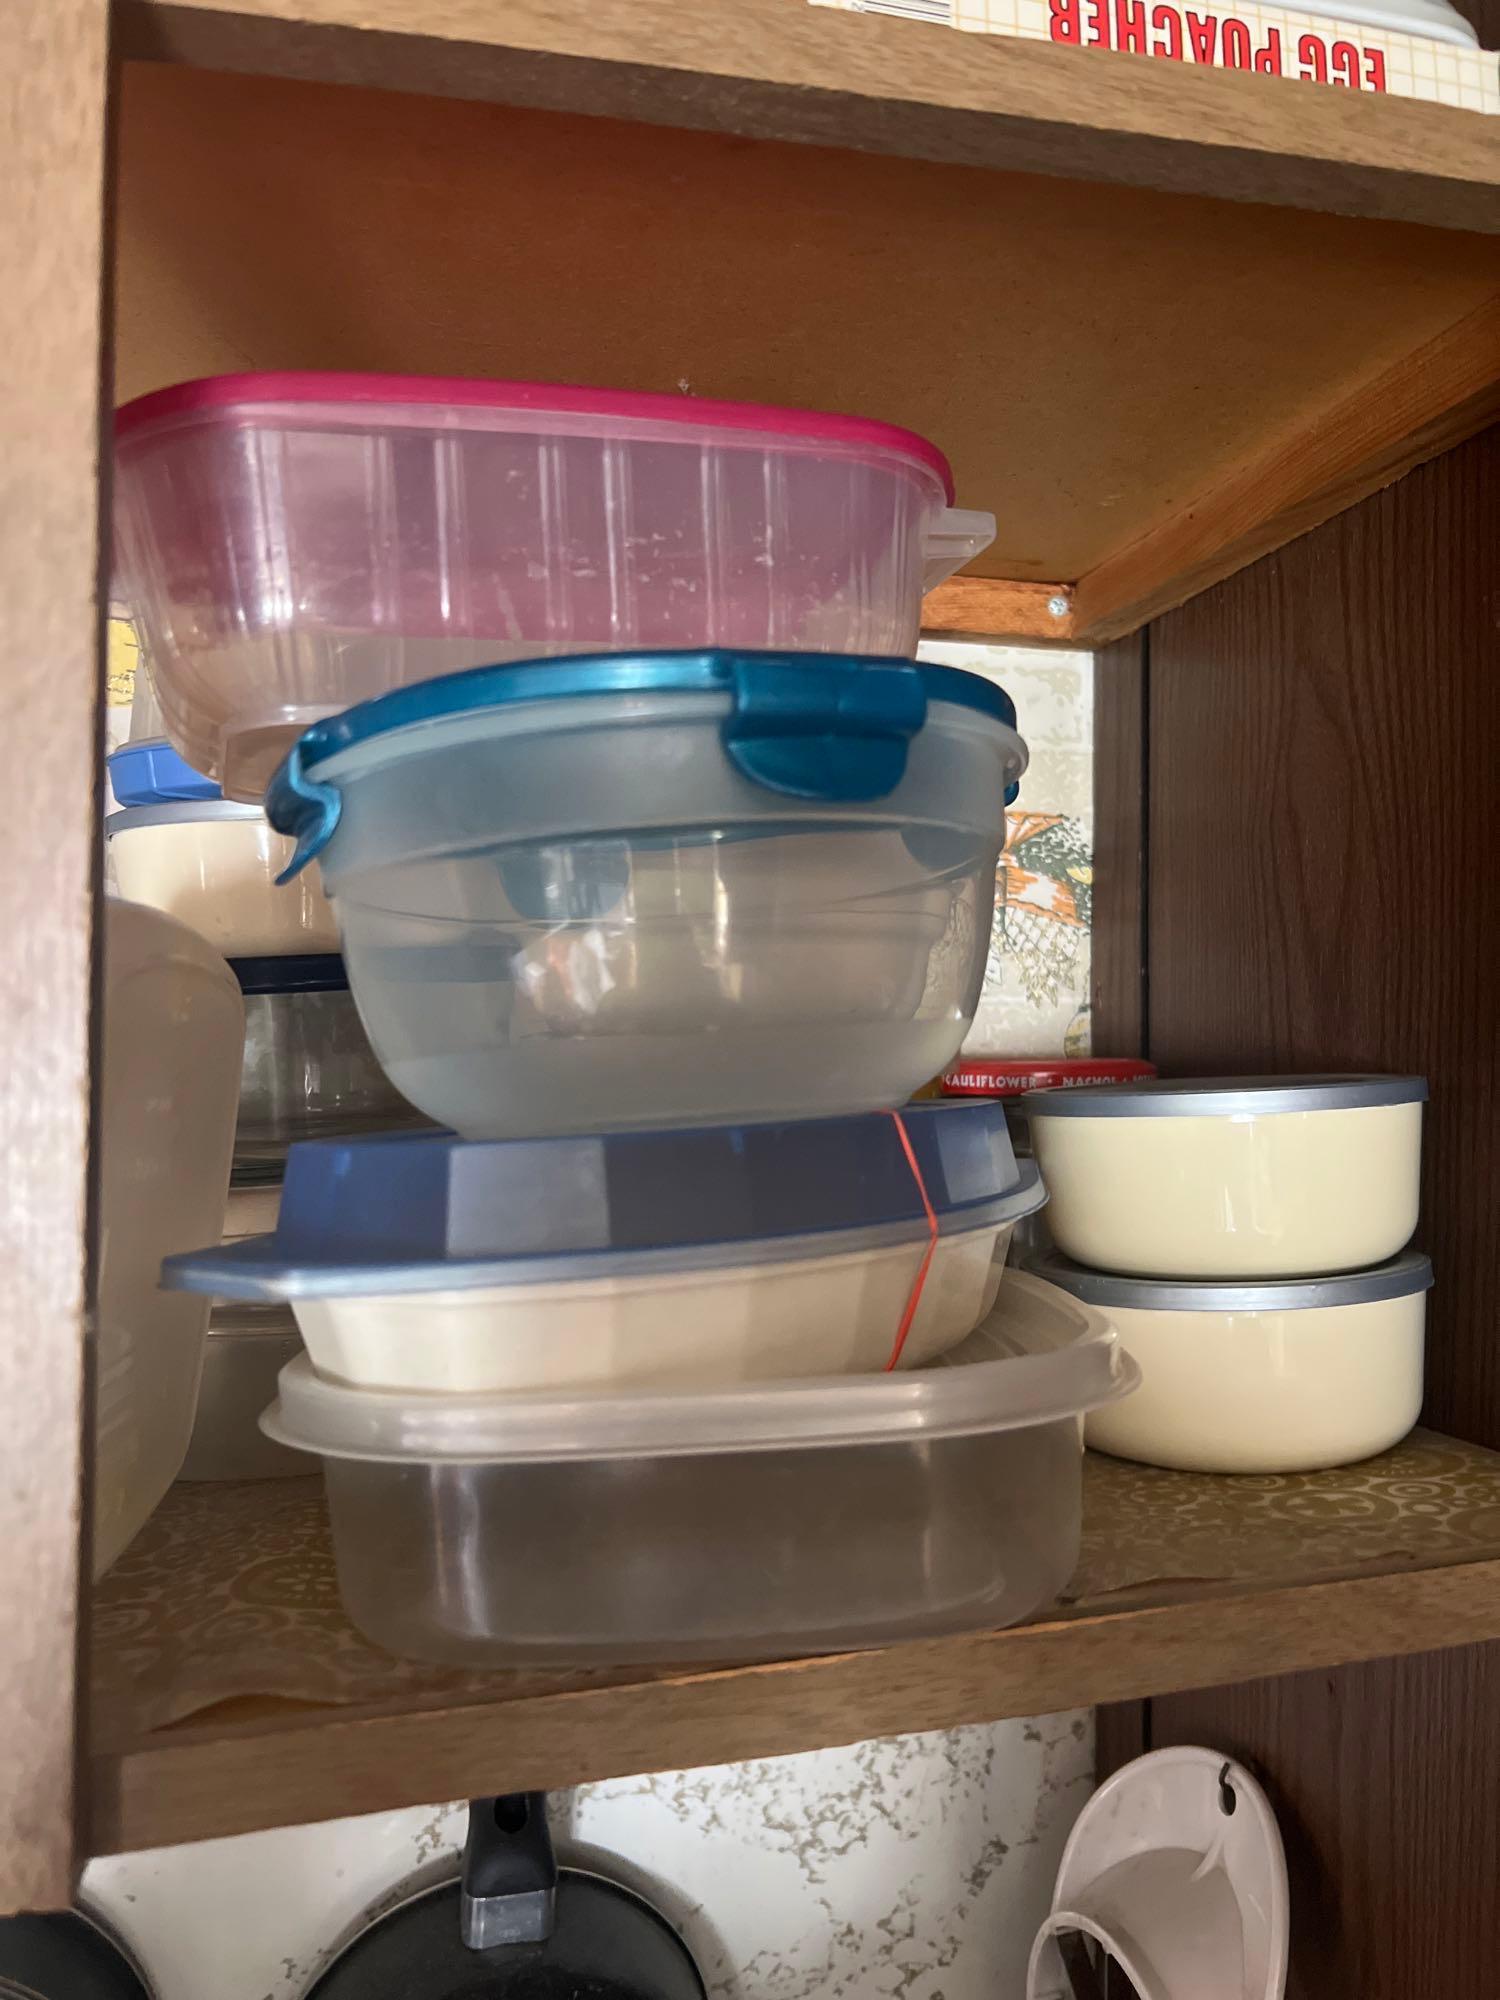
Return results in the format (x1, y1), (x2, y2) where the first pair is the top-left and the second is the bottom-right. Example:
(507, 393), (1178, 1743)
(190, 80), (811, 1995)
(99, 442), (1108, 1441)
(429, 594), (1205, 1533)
(1027, 1249), (1434, 1312)
(106, 799), (266, 833)
(1022, 1074), (1427, 1118)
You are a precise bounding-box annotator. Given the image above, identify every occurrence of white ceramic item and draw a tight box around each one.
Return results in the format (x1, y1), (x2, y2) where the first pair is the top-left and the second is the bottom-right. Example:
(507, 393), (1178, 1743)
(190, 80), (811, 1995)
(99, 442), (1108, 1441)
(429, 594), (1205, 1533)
(106, 801), (339, 956)
(96, 900), (244, 1573)
(1025, 1075), (1425, 1278)
(1032, 1252), (1432, 1474)
(282, 1208), (1041, 1394)
(1028, 1746), (1288, 2000)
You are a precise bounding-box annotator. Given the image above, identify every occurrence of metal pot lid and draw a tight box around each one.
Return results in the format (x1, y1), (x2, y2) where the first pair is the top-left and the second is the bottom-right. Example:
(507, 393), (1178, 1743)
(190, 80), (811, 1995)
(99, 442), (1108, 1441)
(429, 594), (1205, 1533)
(0, 1909), (153, 2000)
(1022, 1073), (1427, 1118)
(304, 1795), (704, 2000)
(1028, 1249), (1434, 1312)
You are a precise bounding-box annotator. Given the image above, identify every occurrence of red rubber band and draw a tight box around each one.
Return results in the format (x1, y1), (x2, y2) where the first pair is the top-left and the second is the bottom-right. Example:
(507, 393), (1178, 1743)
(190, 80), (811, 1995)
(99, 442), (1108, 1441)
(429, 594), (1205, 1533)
(884, 1110), (941, 1371)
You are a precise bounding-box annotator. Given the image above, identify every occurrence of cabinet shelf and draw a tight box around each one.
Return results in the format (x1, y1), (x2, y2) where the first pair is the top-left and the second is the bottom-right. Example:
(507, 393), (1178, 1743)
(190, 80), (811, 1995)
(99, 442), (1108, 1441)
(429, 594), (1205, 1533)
(89, 1429), (1500, 1856)
(111, 31), (1500, 646)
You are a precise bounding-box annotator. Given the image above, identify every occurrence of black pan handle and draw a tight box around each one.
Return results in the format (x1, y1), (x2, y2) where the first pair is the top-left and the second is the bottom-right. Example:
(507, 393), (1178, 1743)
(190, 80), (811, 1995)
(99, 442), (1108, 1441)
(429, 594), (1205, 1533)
(460, 1794), (558, 1951)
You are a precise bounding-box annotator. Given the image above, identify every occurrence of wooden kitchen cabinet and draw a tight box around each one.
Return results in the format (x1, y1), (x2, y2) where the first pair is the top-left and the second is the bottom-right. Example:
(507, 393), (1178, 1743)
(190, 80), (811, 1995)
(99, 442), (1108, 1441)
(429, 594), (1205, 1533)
(3, 2), (1499, 1975)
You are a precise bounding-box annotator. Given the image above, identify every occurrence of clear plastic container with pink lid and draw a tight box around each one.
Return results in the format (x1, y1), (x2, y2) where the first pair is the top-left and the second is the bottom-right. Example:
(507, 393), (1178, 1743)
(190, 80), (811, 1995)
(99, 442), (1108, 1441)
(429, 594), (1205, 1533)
(113, 373), (996, 797)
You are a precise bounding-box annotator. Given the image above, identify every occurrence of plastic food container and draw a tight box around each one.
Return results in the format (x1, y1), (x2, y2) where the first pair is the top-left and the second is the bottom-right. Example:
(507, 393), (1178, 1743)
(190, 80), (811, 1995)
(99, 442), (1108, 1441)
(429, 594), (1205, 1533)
(232, 955), (428, 1179)
(106, 802), (340, 957)
(266, 652), (1026, 1139)
(113, 373), (996, 795)
(257, 1270), (1138, 1667)
(166, 1103), (1048, 1391)
(1031, 1251), (1432, 1474)
(179, 1304), (308, 1481)
(1025, 1074), (1426, 1278)
(97, 900), (244, 1573)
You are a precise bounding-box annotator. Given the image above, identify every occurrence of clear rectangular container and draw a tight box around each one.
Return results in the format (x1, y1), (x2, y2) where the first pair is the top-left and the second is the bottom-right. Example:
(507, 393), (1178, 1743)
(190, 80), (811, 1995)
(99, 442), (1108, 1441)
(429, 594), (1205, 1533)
(260, 1272), (1138, 1668)
(113, 374), (996, 796)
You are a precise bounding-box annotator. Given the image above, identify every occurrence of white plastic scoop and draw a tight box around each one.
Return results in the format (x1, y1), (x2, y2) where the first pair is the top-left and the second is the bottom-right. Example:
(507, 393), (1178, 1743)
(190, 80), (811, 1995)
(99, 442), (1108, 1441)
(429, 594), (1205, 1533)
(1028, 1746), (1288, 2000)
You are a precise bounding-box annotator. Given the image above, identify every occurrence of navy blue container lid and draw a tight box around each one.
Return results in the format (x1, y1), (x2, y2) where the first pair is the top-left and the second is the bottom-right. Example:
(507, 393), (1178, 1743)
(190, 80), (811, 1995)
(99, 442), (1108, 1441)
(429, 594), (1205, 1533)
(229, 954), (349, 997)
(108, 738), (220, 806)
(163, 1102), (1046, 1298)
(265, 650), (1023, 879)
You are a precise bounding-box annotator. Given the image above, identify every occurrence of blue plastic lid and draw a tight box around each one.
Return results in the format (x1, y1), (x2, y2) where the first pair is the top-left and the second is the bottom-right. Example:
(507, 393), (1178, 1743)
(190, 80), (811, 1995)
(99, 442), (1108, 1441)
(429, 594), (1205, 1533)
(163, 1102), (1045, 1298)
(266, 650), (1023, 879)
(230, 954), (349, 997)
(108, 738), (220, 806)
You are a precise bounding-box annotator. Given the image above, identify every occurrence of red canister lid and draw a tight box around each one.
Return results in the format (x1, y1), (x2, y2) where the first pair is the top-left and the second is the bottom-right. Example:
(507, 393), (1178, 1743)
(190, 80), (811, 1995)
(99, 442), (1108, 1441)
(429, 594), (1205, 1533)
(941, 1057), (1158, 1099)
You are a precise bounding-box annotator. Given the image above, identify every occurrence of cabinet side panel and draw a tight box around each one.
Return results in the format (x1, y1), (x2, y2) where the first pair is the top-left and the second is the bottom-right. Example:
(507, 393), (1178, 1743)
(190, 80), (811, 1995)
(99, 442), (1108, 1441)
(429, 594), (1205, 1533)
(1145, 424), (1500, 1998)
(1147, 423), (1500, 1450)
(0, 0), (112, 1908)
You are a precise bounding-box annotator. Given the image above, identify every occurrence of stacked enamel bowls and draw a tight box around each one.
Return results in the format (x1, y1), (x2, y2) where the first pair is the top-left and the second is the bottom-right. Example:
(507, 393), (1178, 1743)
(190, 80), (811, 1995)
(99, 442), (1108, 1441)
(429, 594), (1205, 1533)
(1023, 1075), (1432, 1473)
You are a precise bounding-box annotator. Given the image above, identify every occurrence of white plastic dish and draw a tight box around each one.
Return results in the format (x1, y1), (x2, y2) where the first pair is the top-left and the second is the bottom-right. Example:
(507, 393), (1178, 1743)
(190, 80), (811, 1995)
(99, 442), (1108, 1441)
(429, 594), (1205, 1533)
(165, 1105), (1048, 1391)
(113, 373), (996, 795)
(266, 652), (1026, 1139)
(106, 802), (339, 957)
(96, 900), (244, 1573)
(1032, 1251), (1432, 1474)
(257, 1271), (1139, 1667)
(1025, 1075), (1426, 1277)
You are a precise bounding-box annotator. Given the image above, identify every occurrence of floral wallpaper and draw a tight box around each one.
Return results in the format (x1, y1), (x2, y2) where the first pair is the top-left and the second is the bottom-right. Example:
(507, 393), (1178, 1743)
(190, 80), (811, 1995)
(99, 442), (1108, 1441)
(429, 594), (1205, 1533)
(917, 640), (1094, 1058)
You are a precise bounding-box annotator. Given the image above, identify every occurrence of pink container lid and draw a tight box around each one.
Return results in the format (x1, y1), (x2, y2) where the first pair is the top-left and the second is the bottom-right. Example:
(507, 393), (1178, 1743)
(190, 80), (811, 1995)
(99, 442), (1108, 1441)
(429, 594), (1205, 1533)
(114, 372), (957, 501)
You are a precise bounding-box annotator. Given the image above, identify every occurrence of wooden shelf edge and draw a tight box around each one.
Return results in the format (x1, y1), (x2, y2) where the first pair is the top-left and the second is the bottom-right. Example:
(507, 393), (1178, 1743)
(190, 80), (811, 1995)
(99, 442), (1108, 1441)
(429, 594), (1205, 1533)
(1071, 291), (1500, 644)
(921, 577), (1076, 643)
(116, 0), (1500, 233)
(88, 1553), (1500, 1857)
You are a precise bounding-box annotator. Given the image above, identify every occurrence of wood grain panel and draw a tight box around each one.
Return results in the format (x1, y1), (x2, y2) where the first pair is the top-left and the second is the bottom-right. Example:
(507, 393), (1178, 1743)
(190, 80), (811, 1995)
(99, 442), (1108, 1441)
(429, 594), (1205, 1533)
(1142, 424), (1500, 2000)
(0, 0), (112, 1911)
(1147, 424), (1500, 1448)
(113, 64), (1500, 586)
(88, 1560), (1500, 1856)
(1069, 292), (1500, 642)
(113, 0), (1500, 233)
(1090, 631), (1147, 1057)
(1152, 1646), (1500, 2000)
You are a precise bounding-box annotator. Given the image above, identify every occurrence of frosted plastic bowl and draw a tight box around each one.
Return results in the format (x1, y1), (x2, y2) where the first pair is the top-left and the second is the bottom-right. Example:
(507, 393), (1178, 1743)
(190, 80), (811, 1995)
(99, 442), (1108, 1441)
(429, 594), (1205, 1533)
(113, 373), (996, 797)
(164, 1106), (1047, 1392)
(266, 651), (1026, 1139)
(257, 1271), (1139, 1668)
(1032, 1253), (1432, 1474)
(1025, 1074), (1426, 1277)
(107, 802), (340, 957)
(97, 901), (244, 1573)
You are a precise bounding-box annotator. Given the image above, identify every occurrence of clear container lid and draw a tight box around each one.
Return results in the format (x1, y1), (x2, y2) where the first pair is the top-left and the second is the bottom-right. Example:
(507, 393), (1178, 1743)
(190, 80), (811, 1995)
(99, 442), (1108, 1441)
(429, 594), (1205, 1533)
(106, 799), (262, 835)
(114, 373), (962, 500)
(266, 651), (1026, 880)
(1028, 1249), (1434, 1312)
(107, 740), (221, 807)
(1023, 1073), (1428, 1118)
(260, 1269), (1139, 1465)
(163, 1104), (1042, 1299)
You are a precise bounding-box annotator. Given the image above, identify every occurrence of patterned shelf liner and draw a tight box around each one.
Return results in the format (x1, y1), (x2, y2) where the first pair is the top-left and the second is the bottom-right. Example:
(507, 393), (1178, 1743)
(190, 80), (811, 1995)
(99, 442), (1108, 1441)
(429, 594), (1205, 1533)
(90, 1430), (1500, 1744)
